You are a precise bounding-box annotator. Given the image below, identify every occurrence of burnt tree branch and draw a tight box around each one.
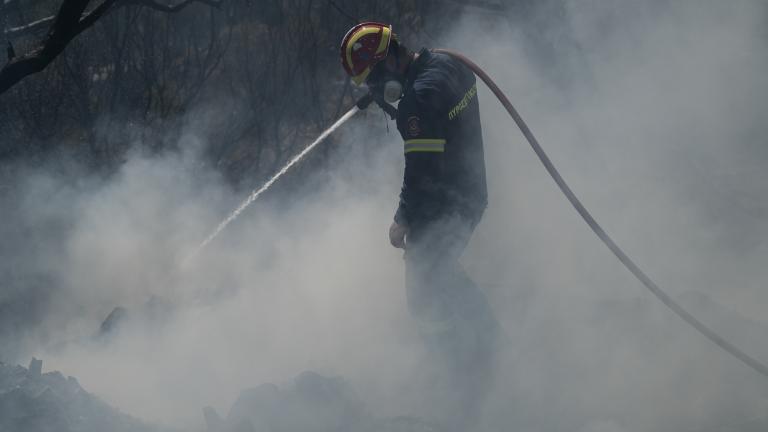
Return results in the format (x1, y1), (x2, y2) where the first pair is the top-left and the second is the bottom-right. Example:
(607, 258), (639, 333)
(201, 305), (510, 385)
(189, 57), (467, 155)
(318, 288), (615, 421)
(4, 15), (56, 38)
(0, 0), (223, 95)
(125, 0), (222, 12)
(0, 0), (91, 94)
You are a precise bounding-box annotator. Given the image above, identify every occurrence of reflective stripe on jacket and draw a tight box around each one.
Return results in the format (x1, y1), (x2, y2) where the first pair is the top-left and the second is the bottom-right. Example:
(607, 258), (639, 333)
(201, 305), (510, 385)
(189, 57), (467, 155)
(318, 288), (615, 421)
(394, 48), (488, 229)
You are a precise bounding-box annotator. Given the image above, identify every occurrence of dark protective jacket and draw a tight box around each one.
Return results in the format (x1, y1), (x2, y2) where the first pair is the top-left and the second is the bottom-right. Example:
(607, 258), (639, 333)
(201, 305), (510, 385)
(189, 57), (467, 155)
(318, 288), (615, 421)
(394, 48), (488, 230)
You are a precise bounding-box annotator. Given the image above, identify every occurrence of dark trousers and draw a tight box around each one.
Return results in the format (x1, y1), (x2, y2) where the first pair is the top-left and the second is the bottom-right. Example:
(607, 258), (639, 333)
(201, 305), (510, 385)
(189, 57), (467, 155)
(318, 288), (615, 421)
(405, 211), (500, 430)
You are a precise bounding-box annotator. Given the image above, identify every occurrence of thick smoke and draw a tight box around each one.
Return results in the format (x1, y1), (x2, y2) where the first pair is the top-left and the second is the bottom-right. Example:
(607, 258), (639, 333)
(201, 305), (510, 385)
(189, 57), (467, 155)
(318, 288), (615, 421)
(447, 1), (768, 431)
(2, 0), (767, 431)
(1, 119), (422, 429)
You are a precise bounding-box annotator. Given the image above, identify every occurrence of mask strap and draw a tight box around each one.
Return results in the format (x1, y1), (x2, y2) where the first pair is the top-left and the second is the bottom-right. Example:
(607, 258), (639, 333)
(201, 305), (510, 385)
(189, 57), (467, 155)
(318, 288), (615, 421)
(394, 47), (400, 72)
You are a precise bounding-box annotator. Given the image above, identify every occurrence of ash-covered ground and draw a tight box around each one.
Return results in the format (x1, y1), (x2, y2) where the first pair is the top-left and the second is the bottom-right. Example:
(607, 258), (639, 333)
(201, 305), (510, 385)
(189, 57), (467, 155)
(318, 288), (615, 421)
(0, 359), (160, 432)
(1, 357), (440, 432)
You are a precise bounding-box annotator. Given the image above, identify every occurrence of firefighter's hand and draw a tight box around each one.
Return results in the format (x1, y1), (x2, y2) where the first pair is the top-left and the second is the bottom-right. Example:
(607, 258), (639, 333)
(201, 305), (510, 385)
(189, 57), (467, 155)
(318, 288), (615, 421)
(389, 222), (409, 249)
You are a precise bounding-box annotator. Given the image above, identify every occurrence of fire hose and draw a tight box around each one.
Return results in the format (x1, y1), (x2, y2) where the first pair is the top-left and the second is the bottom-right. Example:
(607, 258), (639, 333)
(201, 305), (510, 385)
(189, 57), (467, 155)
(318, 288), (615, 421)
(364, 48), (768, 378)
(193, 43), (767, 378)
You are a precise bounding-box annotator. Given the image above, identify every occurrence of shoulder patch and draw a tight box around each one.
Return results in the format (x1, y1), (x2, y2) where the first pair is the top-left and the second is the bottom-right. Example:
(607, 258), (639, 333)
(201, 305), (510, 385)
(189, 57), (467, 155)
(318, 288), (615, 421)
(407, 116), (421, 137)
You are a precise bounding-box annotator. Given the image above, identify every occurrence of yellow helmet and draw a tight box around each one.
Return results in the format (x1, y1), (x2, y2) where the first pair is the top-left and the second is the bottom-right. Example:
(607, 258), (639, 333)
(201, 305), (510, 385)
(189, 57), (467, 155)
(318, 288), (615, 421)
(339, 22), (393, 85)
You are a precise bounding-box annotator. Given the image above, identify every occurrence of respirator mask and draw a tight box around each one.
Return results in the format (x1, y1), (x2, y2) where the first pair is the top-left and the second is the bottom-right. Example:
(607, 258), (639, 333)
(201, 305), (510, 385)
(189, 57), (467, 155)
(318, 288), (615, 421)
(369, 74), (404, 103)
(381, 79), (403, 103)
(367, 57), (405, 104)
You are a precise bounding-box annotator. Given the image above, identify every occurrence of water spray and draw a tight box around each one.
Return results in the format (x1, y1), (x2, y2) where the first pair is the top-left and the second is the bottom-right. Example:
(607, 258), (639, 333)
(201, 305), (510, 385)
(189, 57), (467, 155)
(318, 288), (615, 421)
(183, 105), (361, 266)
(183, 44), (768, 379)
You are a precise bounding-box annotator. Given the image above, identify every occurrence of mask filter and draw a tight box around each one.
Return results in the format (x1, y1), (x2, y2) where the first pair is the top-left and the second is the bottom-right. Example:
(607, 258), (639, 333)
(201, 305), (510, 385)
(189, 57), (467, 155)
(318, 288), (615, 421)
(383, 80), (403, 103)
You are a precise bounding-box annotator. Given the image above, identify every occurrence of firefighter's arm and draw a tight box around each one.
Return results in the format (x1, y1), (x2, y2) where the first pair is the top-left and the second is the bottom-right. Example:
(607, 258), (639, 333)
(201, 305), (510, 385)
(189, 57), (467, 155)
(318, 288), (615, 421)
(394, 94), (446, 233)
(390, 147), (445, 249)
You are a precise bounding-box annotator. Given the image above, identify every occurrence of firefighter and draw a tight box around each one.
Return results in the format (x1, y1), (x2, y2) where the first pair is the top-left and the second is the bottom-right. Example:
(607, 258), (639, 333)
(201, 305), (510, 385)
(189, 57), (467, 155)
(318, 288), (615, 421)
(340, 22), (500, 429)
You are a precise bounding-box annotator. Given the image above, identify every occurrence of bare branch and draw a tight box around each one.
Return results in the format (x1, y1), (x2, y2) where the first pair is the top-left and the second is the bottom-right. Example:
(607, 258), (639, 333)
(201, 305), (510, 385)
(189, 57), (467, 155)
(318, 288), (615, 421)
(47, 0), (92, 39)
(0, 0), (92, 94)
(436, 0), (505, 13)
(0, 0), (223, 96)
(75, 0), (120, 33)
(3, 0), (222, 38)
(4, 15), (56, 38)
(3, 0), (127, 39)
(326, 0), (357, 24)
(125, 0), (222, 13)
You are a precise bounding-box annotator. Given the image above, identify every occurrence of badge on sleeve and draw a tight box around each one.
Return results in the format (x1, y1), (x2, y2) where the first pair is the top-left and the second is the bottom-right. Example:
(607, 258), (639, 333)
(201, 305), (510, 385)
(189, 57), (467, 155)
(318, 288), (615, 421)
(407, 116), (421, 137)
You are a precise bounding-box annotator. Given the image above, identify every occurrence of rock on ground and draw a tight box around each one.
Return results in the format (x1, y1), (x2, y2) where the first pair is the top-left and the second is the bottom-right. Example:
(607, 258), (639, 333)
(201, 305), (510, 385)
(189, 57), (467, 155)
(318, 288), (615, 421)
(206, 371), (440, 432)
(0, 358), (164, 432)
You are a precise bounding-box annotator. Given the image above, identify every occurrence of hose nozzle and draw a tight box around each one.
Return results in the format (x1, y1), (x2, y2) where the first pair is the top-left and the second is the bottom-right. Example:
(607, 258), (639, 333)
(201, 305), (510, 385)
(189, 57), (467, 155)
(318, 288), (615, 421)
(355, 93), (374, 110)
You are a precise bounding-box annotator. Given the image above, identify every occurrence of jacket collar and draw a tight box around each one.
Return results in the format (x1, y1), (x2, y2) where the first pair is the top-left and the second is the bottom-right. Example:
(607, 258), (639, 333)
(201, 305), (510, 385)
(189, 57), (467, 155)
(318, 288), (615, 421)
(405, 48), (431, 90)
